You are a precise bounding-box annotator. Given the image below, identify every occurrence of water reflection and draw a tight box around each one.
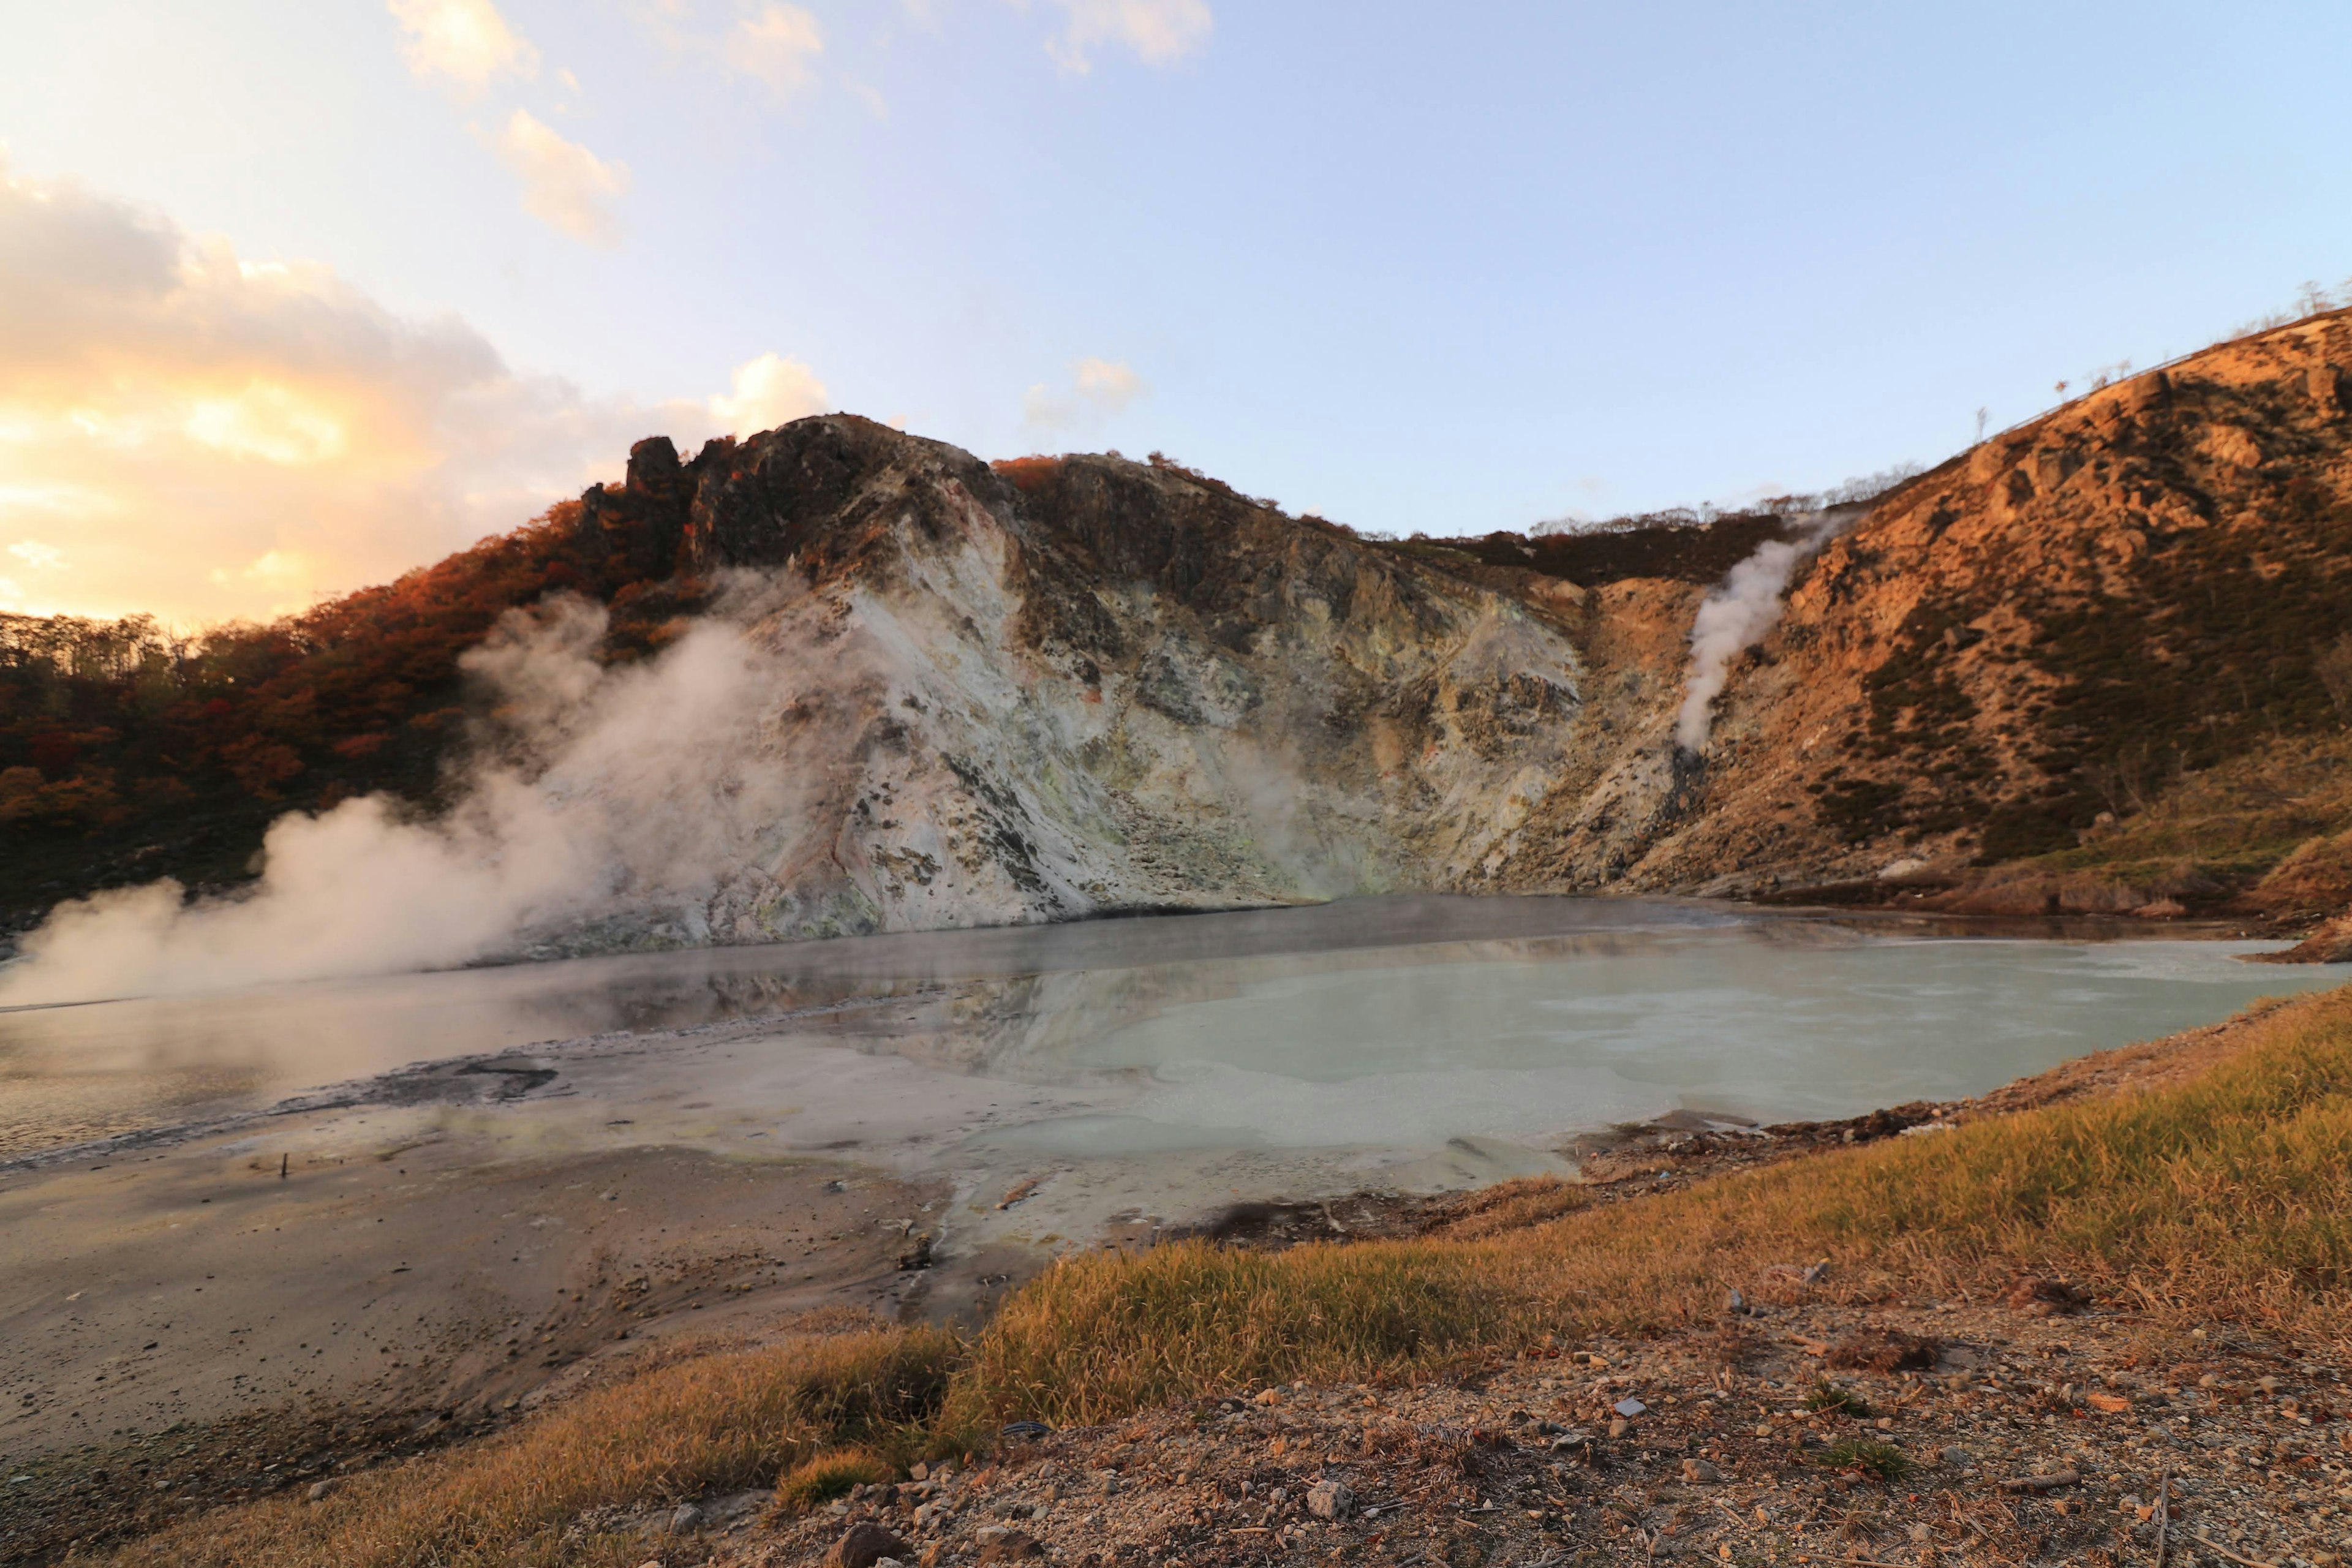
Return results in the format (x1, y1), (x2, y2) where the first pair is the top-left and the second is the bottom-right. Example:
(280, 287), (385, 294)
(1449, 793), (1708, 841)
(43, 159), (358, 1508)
(1, 895), (2343, 1163)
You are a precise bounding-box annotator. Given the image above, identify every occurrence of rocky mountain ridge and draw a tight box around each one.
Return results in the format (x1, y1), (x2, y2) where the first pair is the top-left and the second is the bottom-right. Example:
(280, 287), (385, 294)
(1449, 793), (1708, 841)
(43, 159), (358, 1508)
(12, 309), (2352, 953)
(536, 418), (1618, 944)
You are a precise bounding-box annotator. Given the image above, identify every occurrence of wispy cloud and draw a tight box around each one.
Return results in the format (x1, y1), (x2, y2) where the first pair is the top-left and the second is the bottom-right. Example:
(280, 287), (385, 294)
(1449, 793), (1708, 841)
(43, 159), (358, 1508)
(386, 0), (540, 91)
(1022, 356), (1147, 435)
(492, 109), (632, 247)
(1039, 0), (1212, 74)
(725, 2), (826, 101)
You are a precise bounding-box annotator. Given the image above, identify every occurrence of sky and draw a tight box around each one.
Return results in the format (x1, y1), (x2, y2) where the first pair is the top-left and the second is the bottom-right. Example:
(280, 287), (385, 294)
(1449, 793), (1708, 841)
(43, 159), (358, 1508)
(4, 0), (2352, 624)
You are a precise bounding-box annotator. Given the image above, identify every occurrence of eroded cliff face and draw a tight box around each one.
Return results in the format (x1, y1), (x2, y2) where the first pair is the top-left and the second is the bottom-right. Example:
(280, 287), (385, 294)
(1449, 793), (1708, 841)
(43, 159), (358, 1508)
(543, 417), (1694, 947)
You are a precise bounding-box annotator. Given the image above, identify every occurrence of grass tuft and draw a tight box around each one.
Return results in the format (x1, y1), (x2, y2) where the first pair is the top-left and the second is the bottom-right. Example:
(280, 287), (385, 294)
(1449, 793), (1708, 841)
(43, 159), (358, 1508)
(772, 1448), (895, 1513)
(1815, 1438), (1912, 1482)
(1801, 1381), (1872, 1419)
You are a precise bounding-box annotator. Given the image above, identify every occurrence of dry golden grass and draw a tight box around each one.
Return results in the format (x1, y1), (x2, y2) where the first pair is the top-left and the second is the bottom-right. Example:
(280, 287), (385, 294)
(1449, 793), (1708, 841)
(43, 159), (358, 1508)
(771, 1447), (895, 1513)
(1428, 1173), (1591, 1238)
(97, 986), (2352, 1565)
(102, 1328), (958, 1568)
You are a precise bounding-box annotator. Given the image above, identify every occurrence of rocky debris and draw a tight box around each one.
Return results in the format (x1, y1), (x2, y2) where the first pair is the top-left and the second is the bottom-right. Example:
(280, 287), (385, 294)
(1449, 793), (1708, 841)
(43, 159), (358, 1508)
(1827, 1327), (1943, 1373)
(825, 1518), (913, 1567)
(693, 1291), (2352, 1568)
(1303, 1479), (1352, 1518)
(2256, 911), (2352, 964)
(2005, 1275), (2092, 1316)
(975, 1526), (1044, 1560)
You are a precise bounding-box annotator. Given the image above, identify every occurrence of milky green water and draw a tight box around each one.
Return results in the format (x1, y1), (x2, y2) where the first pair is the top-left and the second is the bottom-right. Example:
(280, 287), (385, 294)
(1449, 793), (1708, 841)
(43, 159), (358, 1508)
(1, 897), (2343, 1164)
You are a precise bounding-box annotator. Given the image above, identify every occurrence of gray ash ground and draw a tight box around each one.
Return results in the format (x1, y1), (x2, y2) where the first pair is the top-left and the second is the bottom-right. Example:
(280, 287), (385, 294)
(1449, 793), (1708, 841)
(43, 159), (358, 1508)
(660, 1289), (2344, 1568)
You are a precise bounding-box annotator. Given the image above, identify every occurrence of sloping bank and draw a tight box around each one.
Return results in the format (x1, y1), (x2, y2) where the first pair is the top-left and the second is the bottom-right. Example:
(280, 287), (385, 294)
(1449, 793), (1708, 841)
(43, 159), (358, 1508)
(96, 984), (2352, 1567)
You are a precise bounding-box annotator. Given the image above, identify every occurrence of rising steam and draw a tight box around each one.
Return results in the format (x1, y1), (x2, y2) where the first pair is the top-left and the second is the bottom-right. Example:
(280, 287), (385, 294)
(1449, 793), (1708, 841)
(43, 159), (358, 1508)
(0, 596), (797, 1007)
(1673, 508), (1855, 753)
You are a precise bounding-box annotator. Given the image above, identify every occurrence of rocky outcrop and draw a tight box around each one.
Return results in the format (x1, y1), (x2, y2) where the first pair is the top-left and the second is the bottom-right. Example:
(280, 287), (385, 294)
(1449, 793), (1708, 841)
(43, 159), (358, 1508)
(527, 418), (1676, 946)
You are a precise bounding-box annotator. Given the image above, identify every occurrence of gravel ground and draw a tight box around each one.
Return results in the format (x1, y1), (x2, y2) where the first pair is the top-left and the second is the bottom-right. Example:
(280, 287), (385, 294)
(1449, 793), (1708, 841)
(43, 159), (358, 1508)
(654, 1289), (2342, 1568)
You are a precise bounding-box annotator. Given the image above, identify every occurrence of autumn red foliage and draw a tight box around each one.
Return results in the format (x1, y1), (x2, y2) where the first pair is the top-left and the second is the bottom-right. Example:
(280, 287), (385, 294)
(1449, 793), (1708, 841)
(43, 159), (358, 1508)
(0, 439), (712, 927)
(990, 456), (1066, 496)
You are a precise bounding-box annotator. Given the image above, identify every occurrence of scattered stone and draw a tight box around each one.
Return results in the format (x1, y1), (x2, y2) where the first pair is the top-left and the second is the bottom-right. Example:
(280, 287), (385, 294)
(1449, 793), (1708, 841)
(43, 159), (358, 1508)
(1826, 1326), (1941, 1373)
(977, 1529), (1044, 1561)
(1681, 1458), (1722, 1483)
(671, 1502), (703, 1533)
(1306, 1480), (1354, 1520)
(827, 1521), (914, 1568)
(2004, 1275), (2089, 1315)
(304, 1479), (340, 1502)
(1613, 1396), (1648, 1418)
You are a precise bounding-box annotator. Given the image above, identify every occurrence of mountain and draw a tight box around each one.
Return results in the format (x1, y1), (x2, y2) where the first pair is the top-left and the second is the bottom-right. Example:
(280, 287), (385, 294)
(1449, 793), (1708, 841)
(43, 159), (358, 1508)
(7, 311), (2352, 952)
(1645, 306), (2352, 919)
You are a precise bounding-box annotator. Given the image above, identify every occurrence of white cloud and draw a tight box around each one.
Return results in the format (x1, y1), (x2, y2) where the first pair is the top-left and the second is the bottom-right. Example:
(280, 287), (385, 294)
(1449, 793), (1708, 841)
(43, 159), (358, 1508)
(1072, 356), (1145, 411)
(725, 2), (826, 100)
(1041, 0), (1212, 73)
(0, 160), (791, 624)
(494, 109), (631, 247)
(386, 0), (540, 90)
(1021, 356), (1148, 435)
(709, 353), (831, 435)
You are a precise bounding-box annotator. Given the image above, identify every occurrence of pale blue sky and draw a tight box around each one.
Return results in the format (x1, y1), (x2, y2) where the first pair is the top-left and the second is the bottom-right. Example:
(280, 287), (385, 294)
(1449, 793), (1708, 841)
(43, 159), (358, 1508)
(4, 1), (2351, 616)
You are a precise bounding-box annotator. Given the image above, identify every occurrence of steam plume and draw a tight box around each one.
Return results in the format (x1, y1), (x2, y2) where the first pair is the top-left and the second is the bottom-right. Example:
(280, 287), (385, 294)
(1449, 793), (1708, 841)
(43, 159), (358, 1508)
(1673, 509), (1854, 753)
(0, 597), (796, 1006)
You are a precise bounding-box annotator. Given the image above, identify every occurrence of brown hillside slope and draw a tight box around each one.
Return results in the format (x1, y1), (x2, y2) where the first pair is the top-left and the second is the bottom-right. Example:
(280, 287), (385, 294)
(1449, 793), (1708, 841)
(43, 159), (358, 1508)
(1597, 309), (2352, 909)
